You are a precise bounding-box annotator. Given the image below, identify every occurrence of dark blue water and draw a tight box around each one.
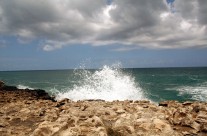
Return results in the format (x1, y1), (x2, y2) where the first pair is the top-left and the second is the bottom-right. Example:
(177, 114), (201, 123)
(0, 67), (207, 102)
(126, 67), (207, 102)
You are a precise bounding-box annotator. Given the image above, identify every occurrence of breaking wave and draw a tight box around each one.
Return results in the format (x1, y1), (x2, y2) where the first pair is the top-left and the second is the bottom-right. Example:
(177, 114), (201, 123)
(17, 84), (34, 90)
(56, 65), (145, 101)
(176, 82), (207, 101)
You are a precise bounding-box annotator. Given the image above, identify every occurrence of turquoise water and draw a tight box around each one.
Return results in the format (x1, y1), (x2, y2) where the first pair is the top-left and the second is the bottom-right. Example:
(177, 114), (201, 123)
(0, 67), (207, 102)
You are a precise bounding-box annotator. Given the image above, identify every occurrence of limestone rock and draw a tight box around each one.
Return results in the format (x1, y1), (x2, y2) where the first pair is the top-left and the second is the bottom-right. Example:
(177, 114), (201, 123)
(153, 118), (172, 132)
(201, 123), (207, 132)
(0, 82), (207, 135)
(190, 121), (201, 131)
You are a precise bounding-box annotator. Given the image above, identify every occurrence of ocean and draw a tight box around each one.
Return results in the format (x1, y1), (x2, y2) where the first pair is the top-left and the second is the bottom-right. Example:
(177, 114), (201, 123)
(0, 66), (207, 103)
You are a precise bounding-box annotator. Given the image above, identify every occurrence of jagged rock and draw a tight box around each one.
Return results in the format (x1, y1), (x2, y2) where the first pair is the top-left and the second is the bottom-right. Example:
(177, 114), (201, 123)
(0, 80), (5, 88)
(182, 101), (193, 106)
(153, 118), (172, 132)
(115, 109), (125, 114)
(196, 111), (207, 123)
(0, 88), (55, 102)
(159, 102), (168, 107)
(56, 98), (71, 107)
(201, 123), (207, 132)
(190, 121), (201, 131)
(139, 122), (152, 131)
(1, 85), (18, 91)
(0, 82), (207, 135)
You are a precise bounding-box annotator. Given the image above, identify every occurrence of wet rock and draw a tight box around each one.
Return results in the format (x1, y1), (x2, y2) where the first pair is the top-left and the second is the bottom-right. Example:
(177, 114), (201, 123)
(0, 80), (5, 88)
(56, 98), (71, 108)
(159, 102), (168, 107)
(1, 85), (18, 91)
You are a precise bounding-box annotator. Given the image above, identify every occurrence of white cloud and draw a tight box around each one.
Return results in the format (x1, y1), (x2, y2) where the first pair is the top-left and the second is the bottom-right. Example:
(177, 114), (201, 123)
(42, 40), (64, 51)
(0, 0), (206, 51)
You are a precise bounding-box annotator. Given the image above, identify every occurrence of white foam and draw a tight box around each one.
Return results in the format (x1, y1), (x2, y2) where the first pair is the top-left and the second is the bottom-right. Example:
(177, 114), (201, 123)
(177, 83), (207, 101)
(56, 65), (145, 101)
(17, 84), (34, 90)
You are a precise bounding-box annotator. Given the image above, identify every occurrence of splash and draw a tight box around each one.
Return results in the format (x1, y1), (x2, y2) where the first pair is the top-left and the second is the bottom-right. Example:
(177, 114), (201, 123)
(56, 65), (145, 101)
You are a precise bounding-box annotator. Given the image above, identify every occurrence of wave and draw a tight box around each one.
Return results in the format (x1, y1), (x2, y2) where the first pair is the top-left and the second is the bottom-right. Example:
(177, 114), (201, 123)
(56, 65), (145, 101)
(17, 84), (34, 90)
(175, 83), (207, 101)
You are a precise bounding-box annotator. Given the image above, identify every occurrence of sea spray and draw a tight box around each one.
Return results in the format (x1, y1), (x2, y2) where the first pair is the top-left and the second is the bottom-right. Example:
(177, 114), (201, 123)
(56, 65), (145, 101)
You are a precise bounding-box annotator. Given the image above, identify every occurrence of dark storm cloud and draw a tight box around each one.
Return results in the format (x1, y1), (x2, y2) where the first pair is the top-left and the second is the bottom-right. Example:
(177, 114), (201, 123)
(96, 0), (167, 41)
(0, 0), (206, 51)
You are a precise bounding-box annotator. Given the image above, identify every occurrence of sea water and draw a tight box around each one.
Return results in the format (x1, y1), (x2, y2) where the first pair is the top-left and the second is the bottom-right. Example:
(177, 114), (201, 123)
(0, 66), (207, 103)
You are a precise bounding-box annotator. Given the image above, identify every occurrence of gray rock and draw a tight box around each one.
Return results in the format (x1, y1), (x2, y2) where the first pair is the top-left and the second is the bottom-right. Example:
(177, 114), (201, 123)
(0, 80), (5, 88)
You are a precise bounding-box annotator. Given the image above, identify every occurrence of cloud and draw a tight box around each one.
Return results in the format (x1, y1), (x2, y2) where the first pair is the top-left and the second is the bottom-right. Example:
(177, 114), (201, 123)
(42, 40), (64, 51)
(0, 0), (206, 51)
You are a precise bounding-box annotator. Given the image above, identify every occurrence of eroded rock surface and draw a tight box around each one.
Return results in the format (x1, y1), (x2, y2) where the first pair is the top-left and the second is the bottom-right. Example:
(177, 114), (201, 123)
(0, 82), (207, 136)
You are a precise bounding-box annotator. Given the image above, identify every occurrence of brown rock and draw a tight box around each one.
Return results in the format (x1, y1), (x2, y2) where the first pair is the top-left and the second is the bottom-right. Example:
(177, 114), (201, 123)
(159, 102), (168, 107)
(190, 121), (201, 131)
(139, 122), (152, 131)
(1, 84), (207, 135)
(153, 118), (172, 132)
(115, 109), (125, 114)
(201, 123), (207, 132)
(182, 101), (193, 106)
(197, 111), (207, 120)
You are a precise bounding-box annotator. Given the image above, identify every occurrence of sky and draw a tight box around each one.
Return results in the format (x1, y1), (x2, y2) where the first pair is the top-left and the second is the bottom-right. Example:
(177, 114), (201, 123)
(0, 0), (207, 70)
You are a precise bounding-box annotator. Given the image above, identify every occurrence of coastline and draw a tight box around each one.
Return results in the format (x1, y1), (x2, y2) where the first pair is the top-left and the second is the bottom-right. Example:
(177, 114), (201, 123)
(0, 81), (207, 136)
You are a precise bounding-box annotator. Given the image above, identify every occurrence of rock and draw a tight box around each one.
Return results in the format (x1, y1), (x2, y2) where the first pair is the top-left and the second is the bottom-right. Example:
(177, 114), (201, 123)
(113, 125), (135, 135)
(182, 101), (193, 106)
(1, 85), (18, 91)
(201, 123), (207, 132)
(181, 114), (194, 126)
(135, 118), (149, 124)
(139, 122), (152, 131)
(159, 101), (180, 107)
(153, 118), (172, 132)
(182, 131), (197, 136)
(115, 109), (125, 114)
(32, 89), (55, 101)
(159, 102), (168, 107)
(190, 121), (201, 131)
(0, 80), (5, 88)
(55, 98), (69, 107)
(31, 121), (64, 136)
(1, 83), (207, 135)
(92, 116), (104, 127)
(192, 106), (200, 113)
(196, 111), (207, 123)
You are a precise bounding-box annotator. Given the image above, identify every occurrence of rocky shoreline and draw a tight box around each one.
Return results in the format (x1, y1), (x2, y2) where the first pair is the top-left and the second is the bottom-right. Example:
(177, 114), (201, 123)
(0, 81), (207, 136)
